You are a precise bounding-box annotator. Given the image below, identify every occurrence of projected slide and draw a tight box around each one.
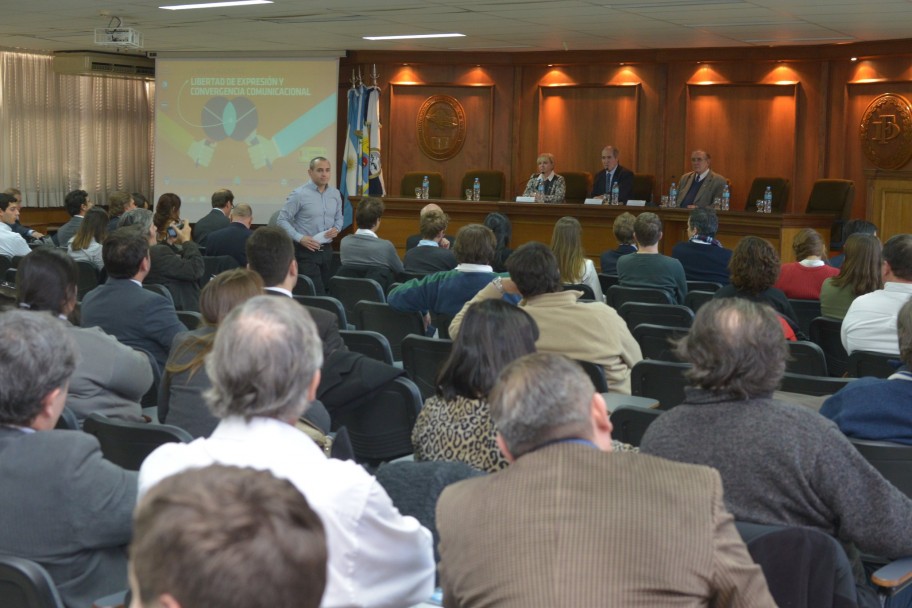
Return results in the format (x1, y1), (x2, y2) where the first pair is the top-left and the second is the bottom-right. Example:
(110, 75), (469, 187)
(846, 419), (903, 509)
(154, 57), (339, 220)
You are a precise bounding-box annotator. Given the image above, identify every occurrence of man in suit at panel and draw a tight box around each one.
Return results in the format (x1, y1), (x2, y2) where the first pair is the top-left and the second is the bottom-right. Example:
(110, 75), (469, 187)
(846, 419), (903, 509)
(205, 203), (254, 267)
(590, 145), (634, 203)
(192, 188), (233, 246)
(676, 149), (729, 209)
(436, 352), (774, 608)
(81, 226), (186, 370)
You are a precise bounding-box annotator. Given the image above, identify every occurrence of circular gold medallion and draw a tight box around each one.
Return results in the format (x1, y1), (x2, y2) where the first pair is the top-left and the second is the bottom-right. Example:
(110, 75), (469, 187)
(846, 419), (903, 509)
(860, 93), (912, 170)
(417, 95), (467, 161)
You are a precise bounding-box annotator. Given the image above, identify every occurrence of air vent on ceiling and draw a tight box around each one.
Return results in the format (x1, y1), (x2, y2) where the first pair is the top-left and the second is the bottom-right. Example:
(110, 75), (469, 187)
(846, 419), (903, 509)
(52, 52), (155, 80)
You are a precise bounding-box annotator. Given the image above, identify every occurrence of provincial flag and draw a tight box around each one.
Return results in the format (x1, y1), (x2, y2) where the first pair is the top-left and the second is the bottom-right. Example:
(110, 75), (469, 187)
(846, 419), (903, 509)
(366, 86), (385, 196)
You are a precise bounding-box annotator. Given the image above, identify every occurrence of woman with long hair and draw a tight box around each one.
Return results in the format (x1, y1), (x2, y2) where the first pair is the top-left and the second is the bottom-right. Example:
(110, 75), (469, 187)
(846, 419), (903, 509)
(483, 212), (512, 273)
(146, 192), (205, 311)
(820, 234), (883, 319)
(550, 216), (604, 301)
(66, 207), (109, 270)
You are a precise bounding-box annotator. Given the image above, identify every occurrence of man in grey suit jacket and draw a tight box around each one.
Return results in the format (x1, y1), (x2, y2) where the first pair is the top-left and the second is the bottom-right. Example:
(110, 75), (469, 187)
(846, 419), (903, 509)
(54, 189), (93, 247)
(675, 149), (729, 208)
(0, 309), (136, 608)
(436, 353), (774, 607)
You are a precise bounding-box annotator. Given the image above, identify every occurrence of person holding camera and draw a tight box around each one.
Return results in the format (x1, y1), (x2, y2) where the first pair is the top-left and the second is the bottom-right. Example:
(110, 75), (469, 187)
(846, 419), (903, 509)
(147, 192), (205, 311)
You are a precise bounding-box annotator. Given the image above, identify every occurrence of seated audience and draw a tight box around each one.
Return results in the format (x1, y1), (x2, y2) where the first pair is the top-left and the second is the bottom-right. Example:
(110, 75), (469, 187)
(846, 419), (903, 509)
(641, 298), (912, 604)
(148, 192), (204, 311)
(822, 298), (912, 444)
(413, 299), (538, 473)
(820, 234), (883, 320)
(133, 192), (152, 210)
(138, 296), (435, 607)
(774, 228), (839, 299)
(66, 206), (108, 270)
(403, 208), (456, 274)
(81, 227), (185, 371)
(0, 192), (31, 257)
(484, 212), (512, 272)
(550, 216), (604, 301)
(54, 189), (93, 247)
(522, 152), (566, 204)
(599, 211), (637, 275)
(406, 203), (455, 251)
(843, 234), (912, 355)
(0, 309), (136, 608)
(437, 352), (773, 607)
(131, 465), (327, 608)
(17, 248), (152, 425)
(339, 196), (404, 278)
(830, 219), (878, 268)
(671, 207), (732, 285)
(161, 269), (264, 438)
(204, 203), (254, 267)
(451, 242), (642, 394)
(106, 190), (135, 233)
(616, 212), (687, 304)
(192, 188), (233, 246)
(3, 187), (44, 240)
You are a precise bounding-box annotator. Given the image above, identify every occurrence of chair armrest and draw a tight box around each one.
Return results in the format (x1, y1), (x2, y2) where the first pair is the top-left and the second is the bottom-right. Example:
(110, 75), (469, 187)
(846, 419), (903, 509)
(872, 556), (912, 595)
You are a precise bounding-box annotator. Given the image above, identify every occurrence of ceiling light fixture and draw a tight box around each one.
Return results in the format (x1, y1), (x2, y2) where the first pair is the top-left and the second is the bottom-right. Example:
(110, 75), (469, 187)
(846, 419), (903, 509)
(160, 0), (272, 9)
(364, 33), (465, 41)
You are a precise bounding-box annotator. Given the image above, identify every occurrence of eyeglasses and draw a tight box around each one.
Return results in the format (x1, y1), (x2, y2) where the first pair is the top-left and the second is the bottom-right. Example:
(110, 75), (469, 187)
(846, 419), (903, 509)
(691, 157), (707, 162)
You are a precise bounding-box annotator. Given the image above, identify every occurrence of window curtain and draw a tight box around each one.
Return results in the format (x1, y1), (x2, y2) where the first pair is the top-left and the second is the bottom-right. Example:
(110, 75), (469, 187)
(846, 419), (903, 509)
(0, 51), (154, 208)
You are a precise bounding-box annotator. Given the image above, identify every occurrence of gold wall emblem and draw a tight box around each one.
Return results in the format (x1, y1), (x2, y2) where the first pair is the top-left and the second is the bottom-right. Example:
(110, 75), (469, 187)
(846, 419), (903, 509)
(417, 95), (467, 161)
(860, 93), (912, 170)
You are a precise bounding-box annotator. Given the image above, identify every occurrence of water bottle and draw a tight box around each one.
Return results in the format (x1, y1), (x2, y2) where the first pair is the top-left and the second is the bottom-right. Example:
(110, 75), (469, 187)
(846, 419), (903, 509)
(763, 186), (773, 213)
(669, 181), (677, 207)
(611, 181), (620, 206)
(421, 175), (430, 199)
(473, 177), (481, 202)
(537, 179), (545, 203)
(721, 184), (730, 211)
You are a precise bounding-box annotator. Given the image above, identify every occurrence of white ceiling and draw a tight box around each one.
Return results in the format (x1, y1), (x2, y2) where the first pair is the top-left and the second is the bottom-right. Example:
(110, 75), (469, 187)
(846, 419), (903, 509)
(3, 0), (912, 56)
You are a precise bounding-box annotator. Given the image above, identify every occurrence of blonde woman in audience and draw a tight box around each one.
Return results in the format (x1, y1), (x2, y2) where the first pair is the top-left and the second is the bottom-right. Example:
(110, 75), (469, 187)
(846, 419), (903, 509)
(66, 207), (109, 270)
(550, 216), (604, 301)
(820, 233), (883, 320)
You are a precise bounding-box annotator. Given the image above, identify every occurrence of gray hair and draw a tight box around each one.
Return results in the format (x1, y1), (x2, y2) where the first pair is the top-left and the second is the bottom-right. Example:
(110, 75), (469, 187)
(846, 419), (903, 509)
(0, 310), (77, 426)
(676, 298), (787, 398)
(489, 353), (593, 458)
(119, 207), (154, 234)
(204, 296), (323, 420)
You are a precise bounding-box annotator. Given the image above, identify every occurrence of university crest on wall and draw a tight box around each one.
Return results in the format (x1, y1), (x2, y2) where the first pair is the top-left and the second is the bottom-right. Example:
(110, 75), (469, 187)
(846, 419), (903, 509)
(860, 93), (912, 170)
(417, 95), (466, 161)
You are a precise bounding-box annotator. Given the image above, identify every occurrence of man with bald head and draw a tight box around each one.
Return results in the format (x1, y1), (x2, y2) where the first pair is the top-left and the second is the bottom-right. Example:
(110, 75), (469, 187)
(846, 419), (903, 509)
(590, 145), (634, 203)
(675, 150), (728, 209)
(406, 203), (456, 250)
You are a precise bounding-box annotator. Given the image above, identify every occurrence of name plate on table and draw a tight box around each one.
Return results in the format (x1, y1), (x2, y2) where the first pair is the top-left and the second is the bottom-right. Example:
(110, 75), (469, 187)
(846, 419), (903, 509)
(584, 198), (603, 205)
(626, 200), (647, 207)
(515, 196), (536, 203)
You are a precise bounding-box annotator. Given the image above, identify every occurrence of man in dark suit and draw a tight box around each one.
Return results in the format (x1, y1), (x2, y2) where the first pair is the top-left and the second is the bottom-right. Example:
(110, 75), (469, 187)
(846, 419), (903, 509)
(405, 203), (455, 251)
(81, 227), (186, 370)
(436, 352), (774, 607)
(191, 188), (233, 246)
(675, 149), (728, 208)
(590, 145), (634, 203)
(671, 207), (732, 285)
(205, 203), (254, 267)
(0, 309), (136, 608)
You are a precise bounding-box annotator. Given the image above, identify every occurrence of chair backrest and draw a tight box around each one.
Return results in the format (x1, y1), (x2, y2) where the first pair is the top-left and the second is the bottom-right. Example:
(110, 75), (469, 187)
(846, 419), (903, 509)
(10, 255), (25, 268)
(561, 171), (592, 203)
(786, 340), (829, 377)
(461, 169), (506, 201)
(134, 347), (162, 409)
(82, 412), (192, 471)
(293, 274), (316, 296)
(632, 323), (687, 361)
(610, 405), (662, 447)
(0, 256), (11, 279)
(851, 438), (912, 499)
(607, 285), (674, 309)
(598, 273), (619, 293)
(354, 301), (425, 361)
(618, 302), (695, 333)
(0, 555), (65, 608)
(778, 372), (853, 397)
(332, 376), (423, 466)
(142, 282), (174, 305)
(401, 172), (445, 198)
(684, 290), (715, 313)
(630, 174), (655, 203)
(788, 299), (821, 336)
(847, 350), (898, 379)
(686, 280), (722, 293)
(630, 360), (691, 410)
(328, 276), (385, 327)
(806, 179), (855, 220)
(432, 312), (455, 340)
(294, 295), (348, 329)
(809, 316), (849, 377)
(745, 177), (790, 213)
(576, 359), (609, 393)
(339, 329), (394, 364)
(53, 406), (79, 431)
(563, 282), (596, 301)
(5, 268), (16, 284)
(401, 335), (454, 400)
(176, 310), (203, 331)
(73, 261), (99, 301)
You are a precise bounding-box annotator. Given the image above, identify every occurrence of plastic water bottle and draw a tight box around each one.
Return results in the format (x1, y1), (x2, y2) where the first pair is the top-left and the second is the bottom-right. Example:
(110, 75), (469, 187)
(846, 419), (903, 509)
(473, 177), (481, 202)
(721, 184), (731, 211)
(763, 186), (773, 213)
(611, 181), (620, 206)
(537, 179), (545, 203)
(669, 181), (677, 207)
(421, 175), (430, 199)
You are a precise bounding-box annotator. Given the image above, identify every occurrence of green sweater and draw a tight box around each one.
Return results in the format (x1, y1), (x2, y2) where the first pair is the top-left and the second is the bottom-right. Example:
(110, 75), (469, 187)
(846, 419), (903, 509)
(616, 252), (688, 305)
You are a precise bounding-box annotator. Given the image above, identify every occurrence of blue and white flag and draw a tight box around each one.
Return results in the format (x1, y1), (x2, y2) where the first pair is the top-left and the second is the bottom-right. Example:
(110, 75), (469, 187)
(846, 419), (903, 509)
(340, 85), (364, 228)
(365, 86), (385, 196)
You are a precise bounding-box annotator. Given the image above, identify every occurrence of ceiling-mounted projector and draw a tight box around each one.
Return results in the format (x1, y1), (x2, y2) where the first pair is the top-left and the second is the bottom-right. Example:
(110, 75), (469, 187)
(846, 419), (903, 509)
(94, 28), (143, 49)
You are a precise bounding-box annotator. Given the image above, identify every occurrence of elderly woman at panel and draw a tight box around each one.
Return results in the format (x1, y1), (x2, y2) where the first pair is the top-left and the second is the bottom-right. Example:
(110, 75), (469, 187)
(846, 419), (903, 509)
(522, 152), (566, 204)
(67, 207), (109, 271)
(161, 268), (265, 438)
(147, 192), (205, 311)
(16, 248), (152, 425)
(483, 212), (513, 273)
(550, 216), (604, 302)
(819, 233), (883, 320)
(774, 228), (839, 299)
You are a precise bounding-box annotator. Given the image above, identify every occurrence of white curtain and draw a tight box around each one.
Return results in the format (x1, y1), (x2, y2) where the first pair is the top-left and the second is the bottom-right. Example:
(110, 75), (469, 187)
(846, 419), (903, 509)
(0, 51), (154, 208)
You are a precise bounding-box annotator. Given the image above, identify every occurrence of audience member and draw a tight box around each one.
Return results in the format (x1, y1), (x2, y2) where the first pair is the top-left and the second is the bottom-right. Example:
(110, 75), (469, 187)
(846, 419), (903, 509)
(599, 211), (637, 275)
(671, 207), (732, 285)
(138, 295), (435, 606)
(589, 145), (634, 202)
(0, 309), (136, 608)
(205, 203), (254, 267)
(522, 152), (565, 204)
(451, 242), (642, 393)
(339, 196), (404, 277)
(17, 248), (152, 424)
(66, 207), (108, 270)
(484, 212), (512, 272)
(148, 192), (204, 311)
(616, 212), (687, 304)
(843, 234), (912, 355)
(774, 228), (839, 299)
(830, 219), (878, 268)
(641, 298), (912, 604)
(0, 193), (31, 257)
(550, 216), (603, 301)
(820, 234), (883, 320)
(118, 207), (156, 242)
(192, 188), (233, 246)
(161, 269), (264, 438)
(132, 192), (151, 211)
(675, 149), (728, 209)
(131, 465), (327, 608)
(406, 203), (455, 251)
(3, 187), (44, 240)
(403, 208), (456, 274)
(106, 190), (135, 233)
(437, 352), (773, 607)
(54, 189), (93, 247)
(81, 227), (185, 370)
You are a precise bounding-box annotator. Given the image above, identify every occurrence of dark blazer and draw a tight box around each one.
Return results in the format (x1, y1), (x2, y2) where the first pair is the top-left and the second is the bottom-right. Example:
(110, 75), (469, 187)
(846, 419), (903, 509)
(192, 208), (230, 246)
(671, 240), (732, 285)
(54, 216), (82, 247)
(146, 241), (205, 312)
(263, 288), (346, 359)
(0, 428), (136, 608)
(591, 165), (635, 202)
(404, 245), (457, 274)
(204, 221), (253, 267)
(80, 277), (186, 370)
(600, 243), (637, 275)
(675, 170), (728, 208)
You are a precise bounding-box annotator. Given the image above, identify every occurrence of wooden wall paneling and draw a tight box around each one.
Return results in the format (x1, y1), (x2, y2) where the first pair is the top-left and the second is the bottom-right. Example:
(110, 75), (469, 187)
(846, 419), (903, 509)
(684, 83), (798, 212)
(867, 172), (912, 240)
